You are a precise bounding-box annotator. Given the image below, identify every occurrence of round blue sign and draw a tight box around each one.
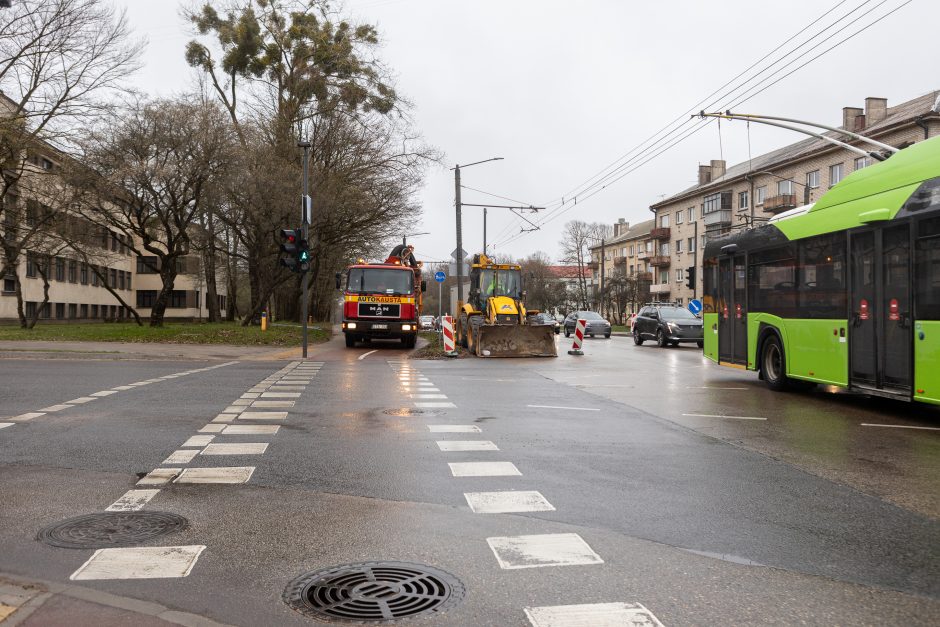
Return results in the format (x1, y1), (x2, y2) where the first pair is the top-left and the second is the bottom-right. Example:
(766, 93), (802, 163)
(434, 271), (446, 283)
(688, 299), (703, 315)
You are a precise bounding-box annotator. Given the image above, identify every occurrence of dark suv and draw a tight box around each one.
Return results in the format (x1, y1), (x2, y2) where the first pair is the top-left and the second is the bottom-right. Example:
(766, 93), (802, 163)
(633, 303), (703, 348)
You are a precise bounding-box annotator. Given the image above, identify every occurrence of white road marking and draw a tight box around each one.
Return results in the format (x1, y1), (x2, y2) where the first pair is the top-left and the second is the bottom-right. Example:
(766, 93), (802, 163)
(682, 413), (767, 421)
(273, 380), (308, 384)
(199, 424), (227, 433)
(163, 449), (200, 464)
(0, 422), (13, 429)
(527, 405), (599, 412)
(238, 411), (288, 420)
(202, 443), (268, 455)
(137, 468), (181, 486)
(486, 533), (603, 569)
(106, 489), (160, 512)
(428, 425), (480, 433)
(67, 397), (97, 404)
(112, 385), (135, 391)
(861, 423), (940, 431)
(70, 545), (206, 580)
(251, 400), (295, 408)
(358, 349), (379, 360)
(437, 440), (498, 452)
(449, 462), (521, 477)
(223, 406), (247, 414)
(411, 394), (448, 399)
(231, 399), (253, 406)
(267, 386), (306, 392)
(240, 393), (260, 399)
(260, 392), (301, 398)
(90, 390), (118, 397)
(415, 402), (456, 408)
(211, 414), (237, 423)
(223, 425), (280, 435)
(175, 466), (255, 484)
(39, 404), (72, 412)
(248, 387), (269, 393)
(465, 491), (555, 514)
(524, 602), (664, 627)
(687, 386), (747, 390)
(10, 412), (45, 421)
(182, 435), (215, 447)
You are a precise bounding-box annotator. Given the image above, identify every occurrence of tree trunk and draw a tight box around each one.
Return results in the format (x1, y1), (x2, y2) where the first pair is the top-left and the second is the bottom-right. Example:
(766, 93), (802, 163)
(150, 266), (178, 327)
(26, 263), (51, 330)
(204, 212), (221, 322)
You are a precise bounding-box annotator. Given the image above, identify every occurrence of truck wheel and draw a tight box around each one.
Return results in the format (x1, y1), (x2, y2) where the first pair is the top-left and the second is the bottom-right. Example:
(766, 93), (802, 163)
(401, 334), (416, 349)
(345, 334), (356, 348)
(457, 314), (469, 348)
(761, 335), (791, 391)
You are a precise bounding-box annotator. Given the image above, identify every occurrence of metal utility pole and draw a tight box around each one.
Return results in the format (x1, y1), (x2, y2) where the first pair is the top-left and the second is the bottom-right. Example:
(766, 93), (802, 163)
(451, 157), (502, 303)
(600, 238), (606, 314)
(483, 207), (487, 256)
(298, 140), (312, 358)
(692, 220), (698, 300)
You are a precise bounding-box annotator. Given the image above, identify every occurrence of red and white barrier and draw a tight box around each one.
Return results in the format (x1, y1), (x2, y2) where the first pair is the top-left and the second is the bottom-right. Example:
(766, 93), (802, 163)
(568, 318), (586, 355)
(442, 315), (457, 356)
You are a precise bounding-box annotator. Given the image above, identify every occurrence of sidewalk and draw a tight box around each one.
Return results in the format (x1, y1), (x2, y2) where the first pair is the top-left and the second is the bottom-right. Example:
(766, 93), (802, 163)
(0, 573), (229, 627)
(0, 340), (300, 362)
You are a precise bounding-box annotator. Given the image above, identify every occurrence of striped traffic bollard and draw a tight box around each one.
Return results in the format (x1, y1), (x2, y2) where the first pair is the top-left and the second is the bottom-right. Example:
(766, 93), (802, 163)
(442, 315), (458, 357)
(568, 318), (586, 355)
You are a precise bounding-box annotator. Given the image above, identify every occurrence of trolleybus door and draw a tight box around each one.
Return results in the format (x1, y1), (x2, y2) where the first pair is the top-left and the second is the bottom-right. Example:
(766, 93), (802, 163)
(718, 254), (748, 365)
(849, 225), (912, 395)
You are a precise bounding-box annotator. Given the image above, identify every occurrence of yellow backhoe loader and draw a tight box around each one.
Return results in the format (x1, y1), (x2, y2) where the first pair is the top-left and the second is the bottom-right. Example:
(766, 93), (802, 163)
(455, 254), (557, 357)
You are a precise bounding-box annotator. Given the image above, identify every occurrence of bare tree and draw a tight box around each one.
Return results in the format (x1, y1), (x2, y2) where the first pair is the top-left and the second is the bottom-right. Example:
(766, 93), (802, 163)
(559, 220), (610, 310)
(0, 0), (142, 327)
(66, 98), (236, 326)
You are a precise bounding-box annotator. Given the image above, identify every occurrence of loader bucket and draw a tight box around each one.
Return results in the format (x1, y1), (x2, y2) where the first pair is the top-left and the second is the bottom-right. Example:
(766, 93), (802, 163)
(472, 324), (558, 358)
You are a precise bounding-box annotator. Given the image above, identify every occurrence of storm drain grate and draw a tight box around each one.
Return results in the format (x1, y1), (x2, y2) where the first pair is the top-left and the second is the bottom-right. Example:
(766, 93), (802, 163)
(37, 512), (188, 549)
(383, 408), (442, 417)
(283, 561), (464, 623)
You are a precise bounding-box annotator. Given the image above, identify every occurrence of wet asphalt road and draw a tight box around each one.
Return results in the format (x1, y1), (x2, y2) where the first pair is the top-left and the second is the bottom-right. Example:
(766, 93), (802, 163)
(0, 335), (938, 626)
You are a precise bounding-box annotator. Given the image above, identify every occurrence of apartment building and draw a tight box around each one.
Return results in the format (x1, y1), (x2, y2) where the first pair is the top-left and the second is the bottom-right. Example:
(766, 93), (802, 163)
(0, 93), (227, 323)
(649, 90), (940, 305)
(588, 218), (654, 310)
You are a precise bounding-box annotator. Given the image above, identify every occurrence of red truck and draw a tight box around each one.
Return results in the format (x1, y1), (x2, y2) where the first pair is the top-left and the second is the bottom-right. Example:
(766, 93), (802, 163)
(338, 245), (425, 348)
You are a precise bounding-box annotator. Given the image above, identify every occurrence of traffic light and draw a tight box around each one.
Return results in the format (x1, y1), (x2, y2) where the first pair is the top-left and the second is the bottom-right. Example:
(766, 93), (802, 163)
(297, 237), (310, 272)
(685, 266), (696, 291)
(279, 229), (301, 273)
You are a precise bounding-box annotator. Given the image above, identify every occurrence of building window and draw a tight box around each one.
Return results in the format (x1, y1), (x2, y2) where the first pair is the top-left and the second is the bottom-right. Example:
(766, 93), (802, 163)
(90, 265), (99, 286)
(25, 301), (36, 319)
(68, 260), (77, 283)
(91, 304), (99, 318)
(169, 290), (188, 309)
(629, 264), (634, 274)
(688, 207), (695, 222)
(739, 191), (749, 209)
(660, 215), (669, 228)
(26, 253), (36, 278)
(137, 290), (157, 308)
(778, 179), (794, 195)
(659, 269), (669, 284)
(628, 244), (634, 256)
(55, 258), (65, 281)
(68, 303), (77, 319)
(80, 304), (88, 318)
(126, 273), (132, 291)
(854, 156), (871, 170)
(55, 302), (65, 319)
(756, 186), (766, 205)
(136, 256), (158, 274)
(659, 242), (670, 256)
(39, 302), (51, 319)
(646, 241), (653, 253)
(676, 268), (684, 282)
(829, 163), (844, 186)
(80, 263), (88, 285)
(3, 276), (15, 293)
(688, 237), (695, 253)
(118, 271), (125, 290)
(703, 192), (722, 214)
(701, 235), (707, 247)
(109, 268), (117, 288)
(675, 239), (683, 253)
(675, 211), (683, 224)
(806, 170), (820, 189)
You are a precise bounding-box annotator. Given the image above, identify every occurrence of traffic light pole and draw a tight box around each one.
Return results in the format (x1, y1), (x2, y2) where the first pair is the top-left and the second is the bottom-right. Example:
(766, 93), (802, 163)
(299, 141), (311, 359)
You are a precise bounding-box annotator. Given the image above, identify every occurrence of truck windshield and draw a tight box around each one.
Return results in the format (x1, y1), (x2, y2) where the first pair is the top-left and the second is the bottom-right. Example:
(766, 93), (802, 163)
(480, 269), (522, 298)
(347, 268), (414, 295)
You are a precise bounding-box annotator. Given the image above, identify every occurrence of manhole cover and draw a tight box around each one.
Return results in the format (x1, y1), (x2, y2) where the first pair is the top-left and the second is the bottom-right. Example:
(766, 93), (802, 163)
(283, 561), (464, 623)
(37, 512), (188, 549)
(383, 408), (443, 417)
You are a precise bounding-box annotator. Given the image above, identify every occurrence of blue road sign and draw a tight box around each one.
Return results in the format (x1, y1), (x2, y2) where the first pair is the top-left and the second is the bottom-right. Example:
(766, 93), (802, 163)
(688, 299), (703, 315)
(434, 271), (446, 283)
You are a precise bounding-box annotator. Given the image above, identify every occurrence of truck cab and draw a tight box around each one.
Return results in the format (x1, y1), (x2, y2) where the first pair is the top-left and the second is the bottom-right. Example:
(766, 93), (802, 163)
(341, 263), (423, 348)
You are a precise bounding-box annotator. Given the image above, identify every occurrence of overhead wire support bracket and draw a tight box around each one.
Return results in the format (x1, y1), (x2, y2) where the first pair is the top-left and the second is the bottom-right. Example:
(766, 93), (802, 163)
(696, 111), (888, 161)
(721, 111), (899, 154)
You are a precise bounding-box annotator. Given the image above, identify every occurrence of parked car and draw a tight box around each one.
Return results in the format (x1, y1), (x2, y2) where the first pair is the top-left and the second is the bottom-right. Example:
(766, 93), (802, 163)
(633, 303), (703, 348)
(563, 311), (611, 338)
(419, 315), (435, 330)
(530, 312), (560, 334)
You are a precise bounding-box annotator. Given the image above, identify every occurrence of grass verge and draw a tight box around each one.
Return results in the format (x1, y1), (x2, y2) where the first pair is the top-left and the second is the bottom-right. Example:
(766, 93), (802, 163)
(412, 330), (471, 359)
(0, 322), (332, 346)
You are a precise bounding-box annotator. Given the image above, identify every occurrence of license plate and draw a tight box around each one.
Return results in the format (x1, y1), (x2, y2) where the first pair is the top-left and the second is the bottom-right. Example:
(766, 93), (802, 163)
(372, 324), (388, 329)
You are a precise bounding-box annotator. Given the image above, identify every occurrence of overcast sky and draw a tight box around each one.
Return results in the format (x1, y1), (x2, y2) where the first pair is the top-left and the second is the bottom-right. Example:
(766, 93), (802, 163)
(112, 0), (934, 265)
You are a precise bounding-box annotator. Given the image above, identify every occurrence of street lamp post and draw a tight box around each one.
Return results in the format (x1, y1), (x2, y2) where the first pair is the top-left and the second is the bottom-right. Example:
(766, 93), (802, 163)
(451, 158), (503, 303)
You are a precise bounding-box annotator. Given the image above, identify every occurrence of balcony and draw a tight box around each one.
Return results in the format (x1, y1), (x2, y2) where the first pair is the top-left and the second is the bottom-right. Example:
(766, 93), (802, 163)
(636, 250), (650, 260)
(650, 227), (670, 240)
(763, 194), (798, 213)
(614, 256), (627, 266)
(634, 271), (653, 282)
(649, 255), (671, 267)
(649, 283), (671, 294)
(702, 209), (732, 227)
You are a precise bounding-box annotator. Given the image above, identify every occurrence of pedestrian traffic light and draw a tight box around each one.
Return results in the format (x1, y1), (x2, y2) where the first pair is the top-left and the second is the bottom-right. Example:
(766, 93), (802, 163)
(298, 237), (310, 272)
(279, 229), (301, 273)
(685, 266), (696, 291)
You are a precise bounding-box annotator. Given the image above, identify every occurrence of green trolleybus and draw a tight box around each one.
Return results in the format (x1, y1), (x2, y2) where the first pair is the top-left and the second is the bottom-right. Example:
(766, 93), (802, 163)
(702, 135), (940, 404)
